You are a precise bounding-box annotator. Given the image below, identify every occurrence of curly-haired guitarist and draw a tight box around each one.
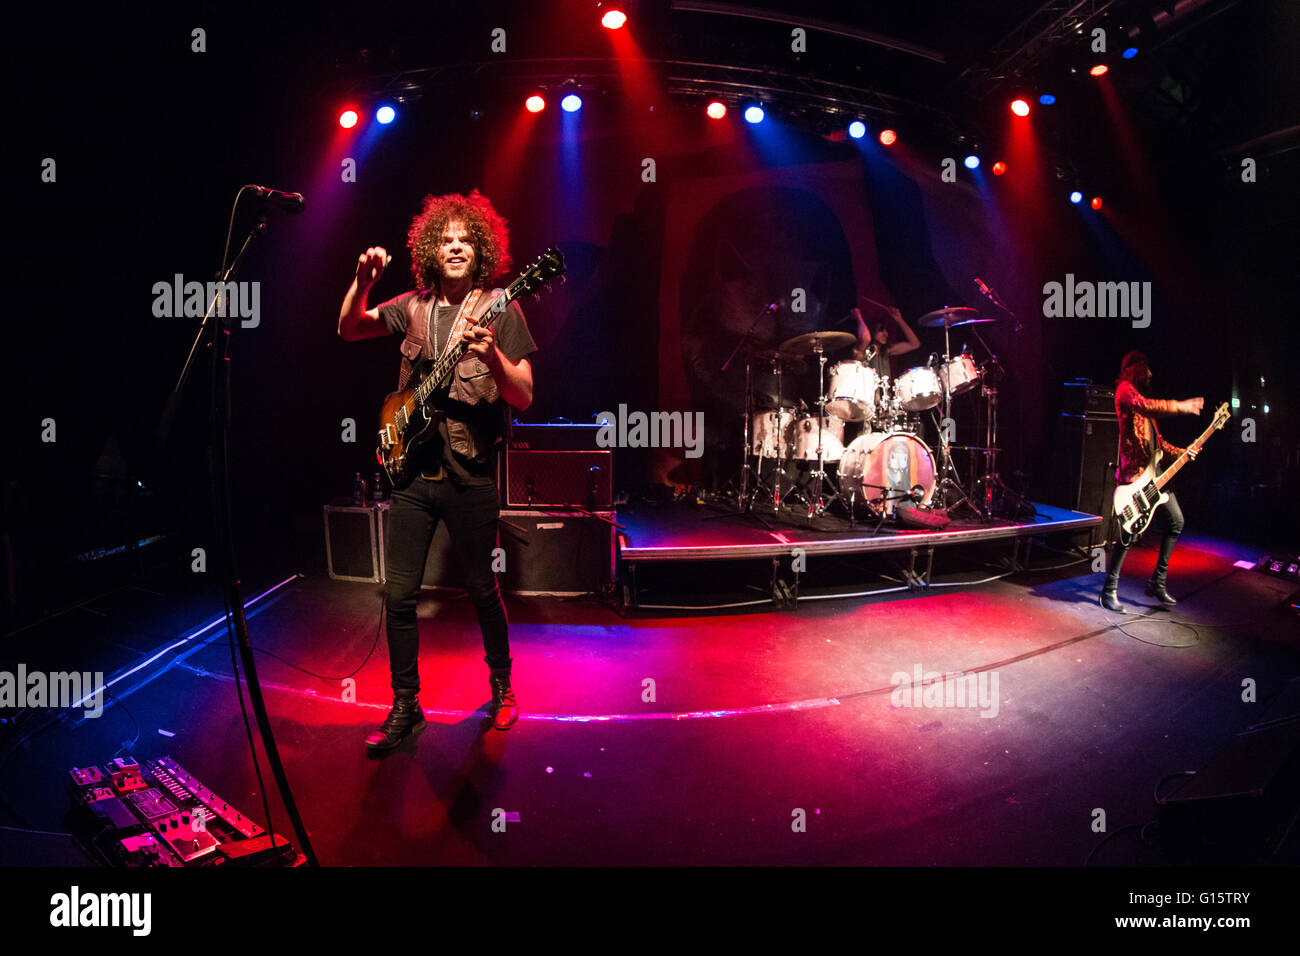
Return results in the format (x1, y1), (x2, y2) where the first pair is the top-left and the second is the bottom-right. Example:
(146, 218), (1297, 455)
(339, 190), (537, 747)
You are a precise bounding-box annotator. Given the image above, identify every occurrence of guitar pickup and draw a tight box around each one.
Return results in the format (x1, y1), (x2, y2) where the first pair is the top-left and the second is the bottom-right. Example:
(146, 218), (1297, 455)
(378, 425), (395, 449)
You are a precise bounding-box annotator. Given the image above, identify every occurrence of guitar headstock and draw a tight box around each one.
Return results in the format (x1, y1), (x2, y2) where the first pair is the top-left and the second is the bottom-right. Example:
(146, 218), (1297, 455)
(1212, 402), (1230, 429)
(509, 247), (566, 301)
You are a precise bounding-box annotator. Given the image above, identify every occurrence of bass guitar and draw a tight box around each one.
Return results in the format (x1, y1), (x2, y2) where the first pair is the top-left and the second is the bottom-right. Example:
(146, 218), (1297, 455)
(1112, 401), (1229, 543)
(376, 247), (565, 489)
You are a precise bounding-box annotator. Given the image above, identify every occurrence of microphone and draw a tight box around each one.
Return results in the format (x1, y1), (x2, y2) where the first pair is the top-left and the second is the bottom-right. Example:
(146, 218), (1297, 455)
(973, 276), (992, 297)
(245, 184), (305, 214)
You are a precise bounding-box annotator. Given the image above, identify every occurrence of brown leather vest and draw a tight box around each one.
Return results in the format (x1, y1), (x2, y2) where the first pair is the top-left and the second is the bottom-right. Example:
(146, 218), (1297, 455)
(396, 289), (506, 461)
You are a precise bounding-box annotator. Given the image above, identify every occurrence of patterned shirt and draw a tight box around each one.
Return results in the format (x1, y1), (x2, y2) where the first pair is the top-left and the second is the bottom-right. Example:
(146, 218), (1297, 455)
(1115, 380), (1185, 484)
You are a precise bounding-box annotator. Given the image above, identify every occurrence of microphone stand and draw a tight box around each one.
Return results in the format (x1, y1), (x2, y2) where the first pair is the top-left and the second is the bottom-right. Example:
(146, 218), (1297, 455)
(706, 303), (778, 529)
(158, 194), (319, 866)
(971, 279), (1026, 519)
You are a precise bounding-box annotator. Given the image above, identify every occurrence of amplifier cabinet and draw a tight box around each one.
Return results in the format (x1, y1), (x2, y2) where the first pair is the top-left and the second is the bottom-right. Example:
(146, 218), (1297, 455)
(323, 502), (382, 583)
(377, 502), (616, 597)
(1060, 412), (1119, 547)
(502, 423), (612, 509)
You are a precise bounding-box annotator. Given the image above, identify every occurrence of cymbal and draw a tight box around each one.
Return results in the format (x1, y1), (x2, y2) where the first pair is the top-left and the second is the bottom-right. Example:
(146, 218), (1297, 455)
(749, 349), (807, 370)
(778, 330), (857, 355)
(949, 317), (998, 327)
(918, 306), (981, 328)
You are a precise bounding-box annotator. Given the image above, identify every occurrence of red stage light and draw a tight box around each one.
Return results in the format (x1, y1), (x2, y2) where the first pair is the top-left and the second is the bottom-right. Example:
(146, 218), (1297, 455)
(706, 101), (726, 119)
(339, 109), (359, 129)
(1010, 99), (1030, 116)
(1089, 64), (1109, 76)
(525, 95), (546, 113)
(879, 129), (897, 146)
(601, 9), (627, 29)
(1091, 196), (1103, 210)
(992, 161), (1007, 176)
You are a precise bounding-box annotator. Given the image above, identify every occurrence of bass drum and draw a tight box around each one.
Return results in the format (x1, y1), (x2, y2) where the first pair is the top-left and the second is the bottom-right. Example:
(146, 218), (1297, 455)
(838, 431), (937, 516)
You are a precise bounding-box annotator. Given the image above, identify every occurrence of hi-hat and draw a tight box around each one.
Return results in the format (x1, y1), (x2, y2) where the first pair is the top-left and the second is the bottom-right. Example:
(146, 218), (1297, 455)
(778, 330), (857, 355)
(749, 348), (807, 371)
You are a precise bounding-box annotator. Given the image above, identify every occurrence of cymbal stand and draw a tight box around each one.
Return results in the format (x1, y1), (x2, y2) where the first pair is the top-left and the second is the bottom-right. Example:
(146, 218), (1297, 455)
(932, 318), (984, 518)
(784, 341), (838, 522)
(963, 322), (1018, 518)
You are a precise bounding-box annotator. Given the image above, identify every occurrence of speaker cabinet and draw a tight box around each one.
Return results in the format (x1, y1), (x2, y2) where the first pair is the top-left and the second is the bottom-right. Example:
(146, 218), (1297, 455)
(503, 451), (612, 509)
(323, 502), (381, 582)
(1061, 412), (1119, 546)
(377, 502), (615, 596)
(502, 423), (613, 509)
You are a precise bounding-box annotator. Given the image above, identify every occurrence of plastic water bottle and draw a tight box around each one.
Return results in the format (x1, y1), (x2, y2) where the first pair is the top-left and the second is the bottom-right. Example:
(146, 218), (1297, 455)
(373, 471), (385, 502)
(353, 472), (366, 505)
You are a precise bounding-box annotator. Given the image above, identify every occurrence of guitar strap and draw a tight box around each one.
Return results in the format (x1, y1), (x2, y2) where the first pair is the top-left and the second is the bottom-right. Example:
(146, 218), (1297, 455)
(437, 288), (496, 360)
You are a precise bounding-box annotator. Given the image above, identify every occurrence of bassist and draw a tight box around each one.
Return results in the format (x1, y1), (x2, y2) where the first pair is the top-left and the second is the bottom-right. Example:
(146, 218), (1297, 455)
(338, 190), (537, 745)
(1101, 351), (1201, 612)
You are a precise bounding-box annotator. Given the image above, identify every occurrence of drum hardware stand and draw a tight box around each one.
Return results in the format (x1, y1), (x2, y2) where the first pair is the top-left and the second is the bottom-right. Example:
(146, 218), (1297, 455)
(932, 314), (985, 519)
(784, 341), (840, 523)
(705, 305), (781, 529)
(963, 319), (1018, 520)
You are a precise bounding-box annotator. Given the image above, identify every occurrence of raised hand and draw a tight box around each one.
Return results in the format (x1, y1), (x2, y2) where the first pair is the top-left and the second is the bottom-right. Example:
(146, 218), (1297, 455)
(355, 246), (390, 289)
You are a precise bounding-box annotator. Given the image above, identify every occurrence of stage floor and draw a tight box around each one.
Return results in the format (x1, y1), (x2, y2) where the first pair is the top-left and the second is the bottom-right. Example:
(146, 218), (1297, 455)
(617, 500), (1101, 561)
(2, 529), (1297, 867)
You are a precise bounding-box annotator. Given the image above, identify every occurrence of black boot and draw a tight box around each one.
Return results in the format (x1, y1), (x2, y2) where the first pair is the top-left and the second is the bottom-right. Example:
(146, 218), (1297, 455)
(1146, 533), (1179, 605)
(1100, 541), (1127, 613)
(488, 669), (518, 731)
(365, 692), (426, 752)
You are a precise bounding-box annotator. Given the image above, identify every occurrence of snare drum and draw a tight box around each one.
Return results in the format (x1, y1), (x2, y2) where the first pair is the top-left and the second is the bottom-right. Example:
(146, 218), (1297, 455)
(838, 431), (937, 516)
(894, 366), (942, 412)
(787, 413), (846, 462)
(939, 353), (980, 396)
(750, 408), (796, 457)
(826, 361), (880, 422)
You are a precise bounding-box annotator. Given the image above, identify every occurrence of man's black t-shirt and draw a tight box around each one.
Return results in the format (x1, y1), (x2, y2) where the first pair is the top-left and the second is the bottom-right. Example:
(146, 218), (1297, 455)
(377, 291), (537, 485)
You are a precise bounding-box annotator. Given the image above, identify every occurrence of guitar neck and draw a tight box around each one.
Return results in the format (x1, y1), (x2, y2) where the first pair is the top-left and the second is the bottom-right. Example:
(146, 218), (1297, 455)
(1155, 417), (1217, 490)
(412, 284), (520, 405)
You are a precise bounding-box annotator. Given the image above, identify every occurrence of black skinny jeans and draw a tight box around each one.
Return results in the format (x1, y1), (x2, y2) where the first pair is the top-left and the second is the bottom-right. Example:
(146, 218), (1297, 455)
(384, 476), (510, 693)
(1108, 489), (1184, 582)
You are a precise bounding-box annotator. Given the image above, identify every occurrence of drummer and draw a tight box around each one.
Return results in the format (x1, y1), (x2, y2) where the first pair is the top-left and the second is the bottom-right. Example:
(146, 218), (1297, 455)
(850, 302), (921, 379)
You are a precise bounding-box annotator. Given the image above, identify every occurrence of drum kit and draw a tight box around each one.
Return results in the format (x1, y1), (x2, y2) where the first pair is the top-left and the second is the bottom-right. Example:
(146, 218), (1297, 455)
(725, 306), (1010, 527)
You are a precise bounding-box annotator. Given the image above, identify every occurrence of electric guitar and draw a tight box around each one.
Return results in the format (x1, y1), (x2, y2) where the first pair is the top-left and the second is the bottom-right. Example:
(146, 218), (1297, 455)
(376, 247), (565, 489)
(1112, 401), (1230, 543)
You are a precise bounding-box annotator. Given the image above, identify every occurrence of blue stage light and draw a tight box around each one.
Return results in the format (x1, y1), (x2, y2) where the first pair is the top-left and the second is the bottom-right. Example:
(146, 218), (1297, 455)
(561, 94), (582, 112)
(848, 121), (865, 139)
(1038, 93), (1056, 105)
(1069, 191), (1083, 204)
(964, 155), (980, 169)
(1122, 47), (1138, 59)
(376, 105), (396, 125)
(744, 105), (765, 124)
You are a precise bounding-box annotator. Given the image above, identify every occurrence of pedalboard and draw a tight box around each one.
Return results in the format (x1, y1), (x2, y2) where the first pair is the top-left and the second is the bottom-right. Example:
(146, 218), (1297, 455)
(66, 755), (302, 867)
